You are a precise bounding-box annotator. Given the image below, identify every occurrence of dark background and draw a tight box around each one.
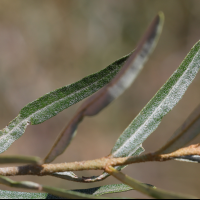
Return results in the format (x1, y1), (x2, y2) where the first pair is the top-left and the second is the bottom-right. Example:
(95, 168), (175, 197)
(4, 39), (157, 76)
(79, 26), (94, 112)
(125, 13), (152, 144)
(0, 0), (200, 198)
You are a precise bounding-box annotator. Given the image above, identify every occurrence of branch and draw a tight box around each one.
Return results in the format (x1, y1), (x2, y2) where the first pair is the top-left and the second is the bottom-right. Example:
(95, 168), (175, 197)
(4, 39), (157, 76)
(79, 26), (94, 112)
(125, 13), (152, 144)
(0, 144), (199, 177)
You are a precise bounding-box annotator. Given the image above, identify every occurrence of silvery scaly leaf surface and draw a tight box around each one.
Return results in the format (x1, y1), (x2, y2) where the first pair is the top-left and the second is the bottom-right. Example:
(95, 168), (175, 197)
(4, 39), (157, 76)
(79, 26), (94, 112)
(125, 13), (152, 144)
(156, 104), (200, 155)
(0, 190), (52, 199)
(110, 40), (200, 162)
(0, 45), (133, 154)
(84, 39), (200, 182)
(44, 12), (164, 164)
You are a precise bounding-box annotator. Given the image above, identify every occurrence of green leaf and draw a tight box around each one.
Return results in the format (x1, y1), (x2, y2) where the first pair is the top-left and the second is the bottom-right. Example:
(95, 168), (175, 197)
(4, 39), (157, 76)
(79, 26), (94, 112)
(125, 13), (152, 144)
(42, 186), (117, 199)
(0, 48), (132, 155)
(156, 104), (200, 155)
(74, 184), (133, 196)
(42, 52), (130, 163)
(0, 176), (125, 199)
(110, 40), (200, 161)
(44, 12), (164, 164)
(0, 183), (155, 199)
(0, 155), (41, 164)
(74, 183), (155, 196)
(107, 166), (197, 199)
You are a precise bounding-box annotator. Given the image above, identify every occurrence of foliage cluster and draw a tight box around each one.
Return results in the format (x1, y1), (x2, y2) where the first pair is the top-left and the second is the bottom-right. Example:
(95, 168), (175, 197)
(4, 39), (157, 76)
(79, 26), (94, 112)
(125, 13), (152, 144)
(0, 12), (200, 199)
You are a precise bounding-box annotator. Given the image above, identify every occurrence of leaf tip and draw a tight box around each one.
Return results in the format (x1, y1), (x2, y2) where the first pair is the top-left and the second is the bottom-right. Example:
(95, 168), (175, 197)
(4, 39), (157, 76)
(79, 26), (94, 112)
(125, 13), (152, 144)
(158, 11), (165, 21)
(157, 11), (165, 32)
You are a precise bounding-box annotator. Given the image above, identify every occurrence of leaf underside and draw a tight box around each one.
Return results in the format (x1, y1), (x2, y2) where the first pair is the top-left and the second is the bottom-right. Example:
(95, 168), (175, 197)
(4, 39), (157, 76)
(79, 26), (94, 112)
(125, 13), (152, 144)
(110, 40), (200, 161)
(90, 39), (200, 183)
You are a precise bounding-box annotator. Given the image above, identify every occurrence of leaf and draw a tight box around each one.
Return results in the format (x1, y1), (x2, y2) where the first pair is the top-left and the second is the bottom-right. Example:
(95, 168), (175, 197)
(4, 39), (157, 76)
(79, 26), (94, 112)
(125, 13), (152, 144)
(0, 190), (52, 199)
(174, 155), (200, 163)
(51, 171), (85, 182)
(0, 48), (133, 155)
(0, 156), (41, 165)
(0, 176), (124, 199)
(0, 177), (41, 191)
(44, 11), (164, 163)
(73, 184), (133, 196)
(156, 104), (200, 155)
(110, 40), (200, 161)
(42, 186), (116, 199)
(163, 144), (200, 164)
(43, 52), (130, 163)
(73, 183), (155, 196)
(0, 183), (156, 199)
(106, 166), (197, 199)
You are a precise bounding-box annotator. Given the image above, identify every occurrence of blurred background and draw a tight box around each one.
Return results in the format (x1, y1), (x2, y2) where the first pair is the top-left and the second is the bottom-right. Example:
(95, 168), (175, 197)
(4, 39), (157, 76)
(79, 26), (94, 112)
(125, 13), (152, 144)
(0, 0), (200, 198)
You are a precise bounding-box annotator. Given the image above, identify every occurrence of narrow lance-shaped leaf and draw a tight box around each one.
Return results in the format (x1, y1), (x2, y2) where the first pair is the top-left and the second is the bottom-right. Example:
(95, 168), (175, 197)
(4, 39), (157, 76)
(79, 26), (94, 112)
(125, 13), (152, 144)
(0, 47), (135, 155)
(175, 155), (200, 163)
(0, 155), (41, 165)
(156, 104), (200, 155)
(51, 171), (84, 182)
(44, 12), (164, 164)
(74, 183), (154, 196)
(0, 176), (124, 199)
(0, 183), (156, 199)
(106, 166), (197, 199)
(73, 184), (133, 196)
(43, 53), (131, 163)
(109, 40), (200, 162)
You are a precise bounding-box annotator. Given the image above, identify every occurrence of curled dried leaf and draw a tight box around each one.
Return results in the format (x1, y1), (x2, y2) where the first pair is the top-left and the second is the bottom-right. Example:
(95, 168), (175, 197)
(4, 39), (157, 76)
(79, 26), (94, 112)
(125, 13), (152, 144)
(45, 12), (164, 164)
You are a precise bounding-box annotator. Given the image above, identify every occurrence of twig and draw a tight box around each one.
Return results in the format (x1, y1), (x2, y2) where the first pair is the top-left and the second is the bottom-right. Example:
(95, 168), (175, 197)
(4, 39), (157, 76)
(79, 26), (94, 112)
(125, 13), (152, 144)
(0, 144), (199, 177)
